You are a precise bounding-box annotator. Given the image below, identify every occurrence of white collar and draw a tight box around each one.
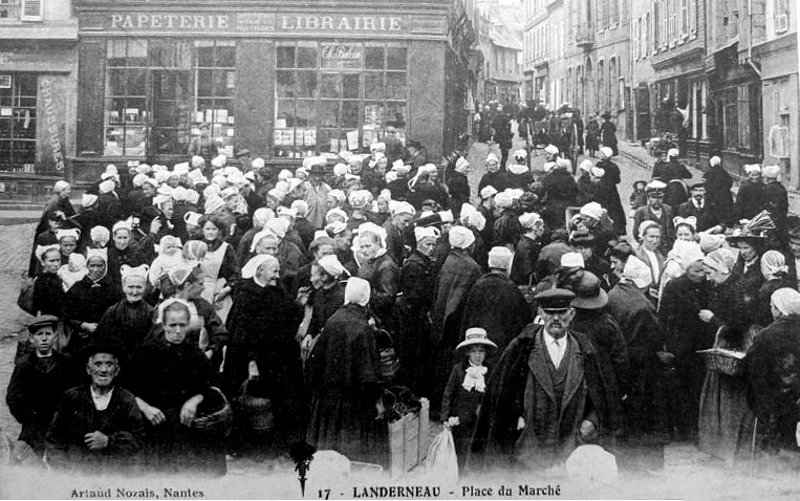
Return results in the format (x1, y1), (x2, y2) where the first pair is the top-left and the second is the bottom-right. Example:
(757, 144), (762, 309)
(90, 386), (114, 411)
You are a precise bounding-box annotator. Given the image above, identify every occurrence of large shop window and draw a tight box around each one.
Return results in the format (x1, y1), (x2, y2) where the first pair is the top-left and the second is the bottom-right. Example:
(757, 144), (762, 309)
(104, 39), (236, 158)
(0, 74), (37, 172)
(274, 41), (407, 158)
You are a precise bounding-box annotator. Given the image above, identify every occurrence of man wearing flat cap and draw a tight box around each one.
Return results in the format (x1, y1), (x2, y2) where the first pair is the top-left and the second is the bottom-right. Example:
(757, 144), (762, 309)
(6, 315), (78, 460)
(46, 338), (146, 474)
(468, 288), (622, 474)
(633, 180), (675, 253)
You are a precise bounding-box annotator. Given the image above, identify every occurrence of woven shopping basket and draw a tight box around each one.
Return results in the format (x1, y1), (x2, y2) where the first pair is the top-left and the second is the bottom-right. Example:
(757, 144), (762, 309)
(191, 386), (234, 438)
(696, 327), (746, 376)
(233, 377), (274, 433)
(375, 328), (400, 382)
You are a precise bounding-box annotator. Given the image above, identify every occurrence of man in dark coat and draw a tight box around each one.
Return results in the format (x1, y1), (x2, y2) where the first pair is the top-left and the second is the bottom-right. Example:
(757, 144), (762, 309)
(461, 247), (531, 359)
(467, 289), (622, 474)
(492, 105), (514, 169)
(677, 182), (719, 232)
(703, 155), (734, 227)
(46, 339), (146, 474)
(306, 278), (389, 467)
(633, 181), (675, 253)
(564, 272), (628, 443)
(6, 316), (78, 458)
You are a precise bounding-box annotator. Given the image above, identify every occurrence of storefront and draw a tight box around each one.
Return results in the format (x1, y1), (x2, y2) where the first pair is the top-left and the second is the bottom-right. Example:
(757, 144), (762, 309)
(706, 42), (763, 176)
(71, 3), (455, 182)
(0, 41), (77, 176)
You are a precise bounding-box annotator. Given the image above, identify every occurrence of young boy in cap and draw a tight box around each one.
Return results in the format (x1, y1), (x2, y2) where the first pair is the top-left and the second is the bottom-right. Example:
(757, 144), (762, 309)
(6, 315), (78, 459)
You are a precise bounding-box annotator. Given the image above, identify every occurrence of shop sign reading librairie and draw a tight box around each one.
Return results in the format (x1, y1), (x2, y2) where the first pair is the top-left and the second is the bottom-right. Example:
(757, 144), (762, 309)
(107, 13), (404, 33)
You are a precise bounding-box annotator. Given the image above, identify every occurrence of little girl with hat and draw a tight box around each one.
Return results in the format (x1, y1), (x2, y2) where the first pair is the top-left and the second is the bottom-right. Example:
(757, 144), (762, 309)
(440, 327), (497, 471)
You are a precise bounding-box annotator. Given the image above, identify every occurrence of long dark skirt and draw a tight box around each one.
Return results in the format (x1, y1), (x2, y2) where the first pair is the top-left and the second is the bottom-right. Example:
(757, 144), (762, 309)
(145, 407), (227, 476)
(307, 390), (389, 468)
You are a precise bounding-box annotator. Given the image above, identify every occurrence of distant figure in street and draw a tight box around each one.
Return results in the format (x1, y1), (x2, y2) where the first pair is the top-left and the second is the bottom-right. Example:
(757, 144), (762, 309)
(600, 112), (618, 157)
(492, 105), (514, 170)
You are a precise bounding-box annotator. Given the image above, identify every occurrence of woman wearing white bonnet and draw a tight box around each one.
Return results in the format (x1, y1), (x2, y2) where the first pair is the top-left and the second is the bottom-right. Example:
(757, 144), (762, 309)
(761, 165), (789, 232)
(703, 155), (734, 226)
(756, 250), (793, 326)
(735, 164), (764, 221)
(510, 212), (544, 285)
(696, 246), (758, 463)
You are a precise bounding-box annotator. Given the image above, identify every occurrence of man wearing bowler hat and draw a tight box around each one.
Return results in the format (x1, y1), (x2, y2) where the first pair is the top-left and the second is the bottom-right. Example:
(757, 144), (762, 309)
(46, 338), (146, 473)
(468, 288), (621, 475)
(300, 158), (332, 229)
(187, 122), (218, 167)
(6, 315), (78, 459)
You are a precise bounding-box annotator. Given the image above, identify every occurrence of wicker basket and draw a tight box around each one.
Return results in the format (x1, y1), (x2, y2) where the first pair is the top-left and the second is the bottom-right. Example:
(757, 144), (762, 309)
(191, 387), (234, 438)
(697, 348), (745, 376)
(697, 327), (746, 376)
(375, 328), (400, 382)
(233, 378), (274, 432)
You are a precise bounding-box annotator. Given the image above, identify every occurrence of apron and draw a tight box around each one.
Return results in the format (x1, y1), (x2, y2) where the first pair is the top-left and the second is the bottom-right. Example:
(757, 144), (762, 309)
(200, 241), (233, 323)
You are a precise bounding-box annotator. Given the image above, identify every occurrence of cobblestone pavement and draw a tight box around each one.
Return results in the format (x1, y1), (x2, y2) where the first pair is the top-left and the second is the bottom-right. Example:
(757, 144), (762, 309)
(1, 149), (799, 498)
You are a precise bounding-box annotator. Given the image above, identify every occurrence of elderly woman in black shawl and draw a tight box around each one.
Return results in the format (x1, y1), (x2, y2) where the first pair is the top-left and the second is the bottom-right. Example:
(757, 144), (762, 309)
(607, 255), (670, 472)
(224, 254), (305, 450)
(429, 226), (483, 413)
(61, 248), (123, 355)
(32, 244), (66, 318)
(744, 288), (800, 457)
(306, 277), (389, 467)
(126, 299), (226, 475)
(698, 248), (757, 465)
(96, 264), (154, 354)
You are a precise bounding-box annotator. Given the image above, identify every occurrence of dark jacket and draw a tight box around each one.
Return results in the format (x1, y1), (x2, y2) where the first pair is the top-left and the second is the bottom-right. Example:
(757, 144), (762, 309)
(677, 199), (717, 232)
(45, 384), (146, 474)
(467, 325), (621, 472)
(734, 181), (764, 222)
(744, 315), (800, 450)
(460, 271), (532, 358)
(704, 165), (734, 226)
(96, 299), (155, 355)
(6, 352), (77, 454)
(448, 172), (471, 214)
(478, 171), (510, 194)
(357, 251), (399, 325)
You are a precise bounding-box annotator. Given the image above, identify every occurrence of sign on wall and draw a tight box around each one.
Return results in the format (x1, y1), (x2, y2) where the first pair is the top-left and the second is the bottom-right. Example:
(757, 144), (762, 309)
(39, 76), (67, 172)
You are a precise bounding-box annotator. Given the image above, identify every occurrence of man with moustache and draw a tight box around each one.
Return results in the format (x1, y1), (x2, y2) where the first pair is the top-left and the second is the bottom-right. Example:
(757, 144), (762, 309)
(468, 289), (621, 475)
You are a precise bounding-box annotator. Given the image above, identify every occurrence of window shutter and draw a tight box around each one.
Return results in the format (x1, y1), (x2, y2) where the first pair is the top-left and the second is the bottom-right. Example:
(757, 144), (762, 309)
(21, 0), (43, 21)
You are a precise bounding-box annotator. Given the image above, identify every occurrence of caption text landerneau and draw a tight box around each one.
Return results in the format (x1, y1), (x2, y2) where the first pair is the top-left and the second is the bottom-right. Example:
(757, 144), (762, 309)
(339, 484), (561, 498)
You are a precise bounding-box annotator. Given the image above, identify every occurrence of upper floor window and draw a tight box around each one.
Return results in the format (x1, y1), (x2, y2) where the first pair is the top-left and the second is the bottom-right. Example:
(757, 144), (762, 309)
(0, 0), (43, 21)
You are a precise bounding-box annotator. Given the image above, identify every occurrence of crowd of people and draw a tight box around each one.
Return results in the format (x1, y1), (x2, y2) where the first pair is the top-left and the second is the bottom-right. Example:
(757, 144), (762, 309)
(7, 132), (800, 481)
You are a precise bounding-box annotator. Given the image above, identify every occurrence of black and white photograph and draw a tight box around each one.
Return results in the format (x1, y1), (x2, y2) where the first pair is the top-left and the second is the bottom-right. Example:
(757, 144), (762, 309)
(1, 0), (799, 498)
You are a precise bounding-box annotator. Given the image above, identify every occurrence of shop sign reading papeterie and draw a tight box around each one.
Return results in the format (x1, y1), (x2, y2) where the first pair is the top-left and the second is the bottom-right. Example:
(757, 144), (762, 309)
(107, 13), (404, 34)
